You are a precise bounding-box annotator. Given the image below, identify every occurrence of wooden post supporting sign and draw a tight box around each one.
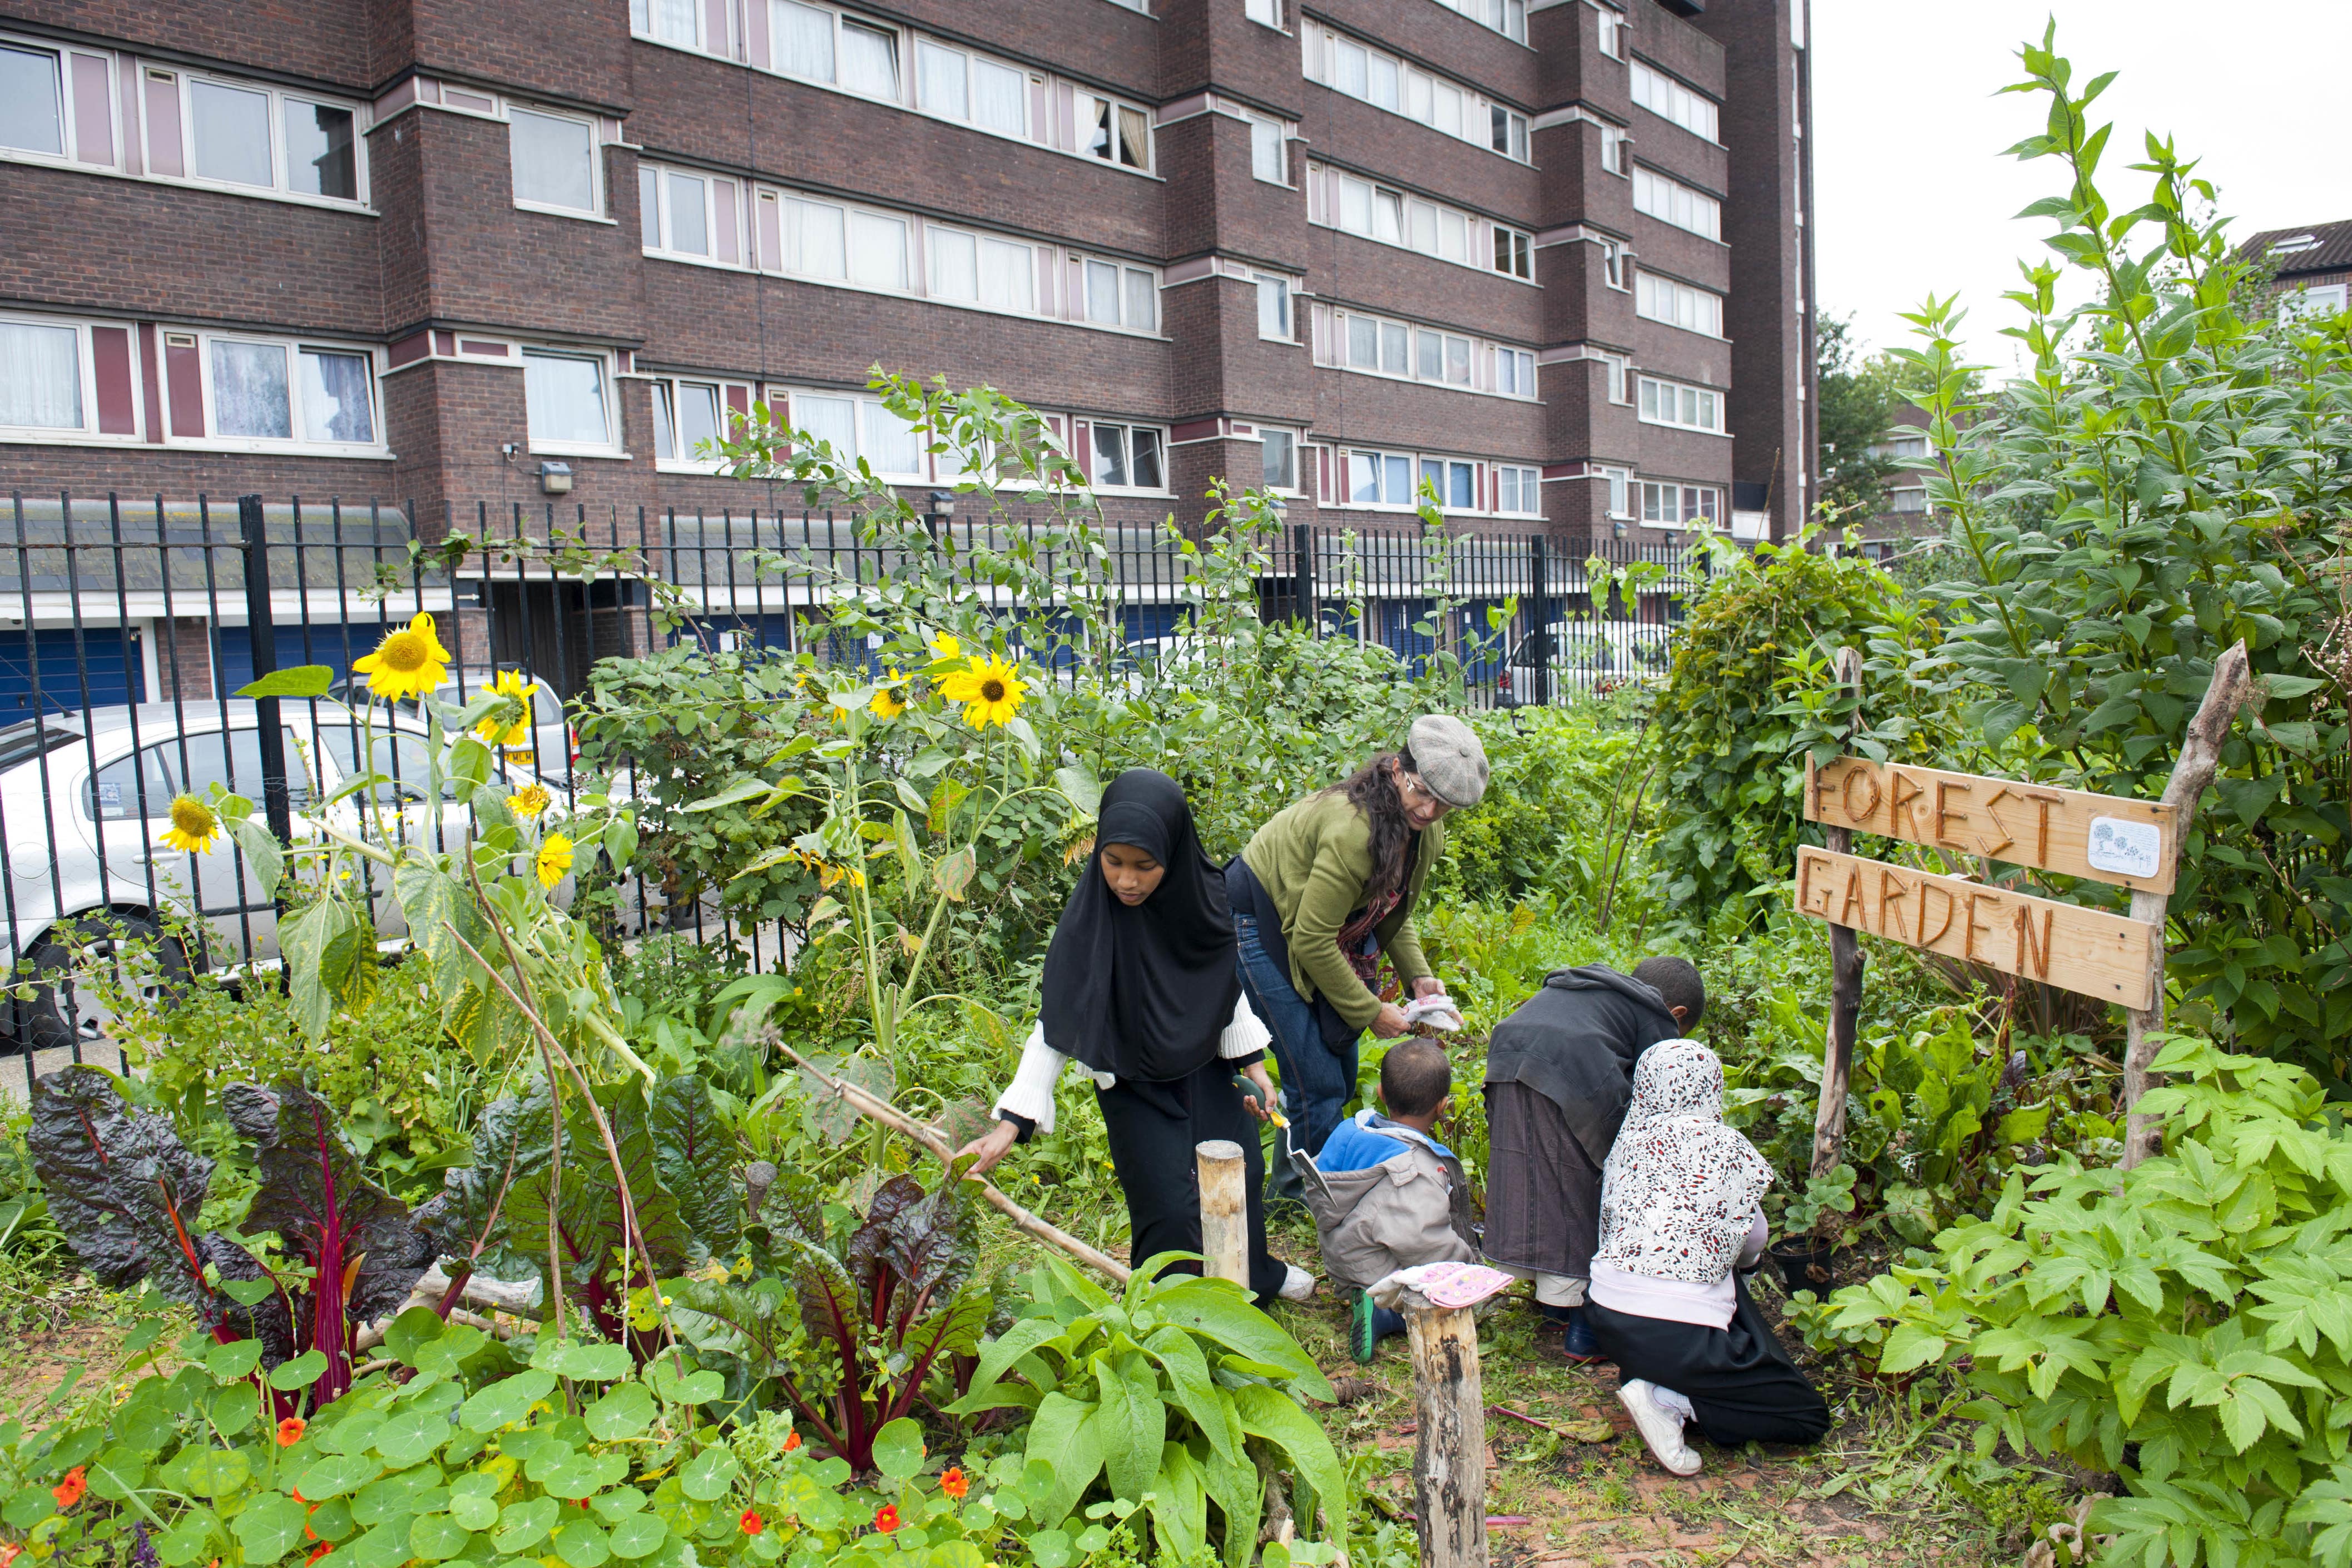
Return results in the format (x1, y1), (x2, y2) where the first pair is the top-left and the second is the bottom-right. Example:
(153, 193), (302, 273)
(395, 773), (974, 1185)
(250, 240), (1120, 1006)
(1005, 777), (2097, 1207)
(1812, 648), (1866, 1180)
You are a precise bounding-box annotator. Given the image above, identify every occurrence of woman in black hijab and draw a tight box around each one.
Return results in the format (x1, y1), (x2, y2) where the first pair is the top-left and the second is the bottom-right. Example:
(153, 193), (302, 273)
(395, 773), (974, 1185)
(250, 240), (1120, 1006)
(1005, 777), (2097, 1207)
(955, 769), (1309, 1304)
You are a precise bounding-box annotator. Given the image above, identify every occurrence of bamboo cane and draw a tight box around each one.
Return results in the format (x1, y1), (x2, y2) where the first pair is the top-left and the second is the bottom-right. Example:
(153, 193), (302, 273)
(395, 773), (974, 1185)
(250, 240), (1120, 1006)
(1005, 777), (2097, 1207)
(775, 1043), (1133, 1285)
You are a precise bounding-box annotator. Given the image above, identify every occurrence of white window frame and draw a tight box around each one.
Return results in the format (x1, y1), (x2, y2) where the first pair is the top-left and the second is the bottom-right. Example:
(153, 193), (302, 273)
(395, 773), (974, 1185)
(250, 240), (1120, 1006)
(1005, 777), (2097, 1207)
(1085, 420), (1170, 493)
(508, 103), (604, 219)
(1635, 271), (1725, 338)
(1595, 464), (1632, 519)
(2279, 281), (2348, 323)
(1245, 0), (1285, 30)
(1889, 485), (1929, 514)
(780, 389), (929, 481)
(522, 347), (622, 457)
(145, 326), (388, 455)
(1637, 374), (1726, 435)
(925, 222), (1042, 317)
(0, 36), (111, 173)
(1596, 6), (1626, 59)
(93, 56), (375, 210)
(638, 163), (746, 265)
(1257, 425), (1300, 493)
(1632, 165), (1721, 241)
(1255, 272), (1295, 341)
(1598, 351), (1632, 404)
(1308, 162), (1526, 282)
(913, 35), (1034, 141)
(1600, 237), (1628, 290)
(1638, 479), (1721, 530)
(1076, 255), (1161, 334)
(1335, 446), (1488, 513)
(630, 0), (707, 50)
(1075, 88), (1154, 173)
(1249, 113), (1290, 185)
(647, 376), (741, 472)
(1494, 225), (1532, 280)
(0, 312), (106, 443)
(1420, 0), (1526, 46)
(759, 3), (908, 105)
(1495, 347), (1537, 399)
(1599, 122), (1628, 176)
(1494, 464), (1541, 516)
(1305, 25), (1531, 163)
(1630, 59), (1720, 143)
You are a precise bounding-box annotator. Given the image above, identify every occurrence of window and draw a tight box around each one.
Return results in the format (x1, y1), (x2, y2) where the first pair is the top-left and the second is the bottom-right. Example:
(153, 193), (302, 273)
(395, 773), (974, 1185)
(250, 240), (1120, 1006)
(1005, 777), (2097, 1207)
(189, 79), (272, 187)
(1489, 106), (1527, 161)
(1494, 226), (1531, 280)
(1419, 457), (1474, 509)
(641, 166), (744, 260)
(1250, 116), (1286, 183)
(632, 0), (702, 46)
(1308, 28), (1528, 161)
(1496, 348), (1536, 398)
(1600, 237), (1627, 290)
(1600, 123), (1627, 175)
(511, 107), (598, 214)
(1598, 352), (1631, 403)
(1639, 480), (1720, 529)
(775, 1), (836, 80)
(0, 43), (65, 157)
(784, 196), (848, 277)
(917, 40), (1029, 136)
(0, 319), (82, 431)
(1496, 465), (1540, 514)
(840, 21), (901, 98)
(1421, 0), (1524, 44)
(103, 64), (370, 206)
(1246, 0), (1283, 27)
(523, 350), (612, 450)
(1632, 166), (1721, 240)
(1081, 259), (1157, 331)
(849, 210), (908, 290)
(1255, 274), (1292, 340)
(1088, 423), (1165, 490)
(1889, 487), (1929, 514)
(1630, 61), (1719, 142)
(1871, 434), (1929, 461)
(1079, 92), (1151, 171)
(651, 380), (725, 464)
(298, 349), (375, 443)
(1260, 427), (1297, 490)
(1346, 449), (1417, 507)
(284, 100), (358, 199)
(1597, 7), (1625, 58)
(1637, 375), (1724, 433)
(927, 227), (1036, 314)
(791, 393), (923, 477)
(1635, 272), (1724, 336)
(2280, 282), (2348, 324)
(1596, 464), (1631, 517)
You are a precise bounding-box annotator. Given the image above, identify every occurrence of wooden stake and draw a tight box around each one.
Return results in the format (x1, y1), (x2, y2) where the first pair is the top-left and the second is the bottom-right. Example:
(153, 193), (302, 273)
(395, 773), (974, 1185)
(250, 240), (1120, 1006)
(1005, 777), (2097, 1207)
(1195, 1139), (1247, 1286)
(1811, 646), (1867, 1181)
(2122, 641), (2256, 1168)
(1404, 1299), (1487, 1568)
(774, 1041), (1133, 1284)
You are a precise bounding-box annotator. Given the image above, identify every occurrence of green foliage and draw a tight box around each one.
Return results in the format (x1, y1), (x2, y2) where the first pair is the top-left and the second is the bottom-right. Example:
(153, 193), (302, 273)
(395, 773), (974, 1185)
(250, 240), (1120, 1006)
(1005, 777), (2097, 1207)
(1808, 1036), (2352, 1567)
(1816, 312), (1908, 522)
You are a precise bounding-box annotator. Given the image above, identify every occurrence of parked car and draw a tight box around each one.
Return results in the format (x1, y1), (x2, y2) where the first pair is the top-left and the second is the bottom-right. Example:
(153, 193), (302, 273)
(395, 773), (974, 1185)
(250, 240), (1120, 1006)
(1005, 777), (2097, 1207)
(0, 702), (546, 1052)
(1491, 622), (1673, 706)
(324, 667), (575, 784)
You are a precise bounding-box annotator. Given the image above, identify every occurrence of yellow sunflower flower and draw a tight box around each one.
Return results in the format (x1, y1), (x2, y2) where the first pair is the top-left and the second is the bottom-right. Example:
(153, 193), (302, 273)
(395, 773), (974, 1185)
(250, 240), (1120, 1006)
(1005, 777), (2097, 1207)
(928, 633), (961, 660)
(535, 832), (575, 888)
(474, 670), (539, 746)
(159, 794), (221, 854)
(870, 671), (907, 719)
(939, 654), (1028, 730)
(352, 613), (453, 703)
(511, 783), (552, 820)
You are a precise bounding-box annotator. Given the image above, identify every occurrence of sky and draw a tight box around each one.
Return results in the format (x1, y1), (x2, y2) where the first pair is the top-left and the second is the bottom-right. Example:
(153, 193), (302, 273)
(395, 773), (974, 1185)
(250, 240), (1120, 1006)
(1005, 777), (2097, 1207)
(1811, 0), (2352, 376)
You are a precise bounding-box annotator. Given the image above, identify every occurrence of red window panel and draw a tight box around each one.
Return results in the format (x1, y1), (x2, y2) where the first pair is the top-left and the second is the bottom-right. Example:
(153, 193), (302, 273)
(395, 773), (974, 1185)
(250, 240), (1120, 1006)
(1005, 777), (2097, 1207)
(1071, 420), (1092, 482)
(1029, 79), (1049, 145)
(755, 191), (780, 270)
(71, 54), (113, 166)
(1054, 82), (1076, 153)
(91, 326), (137, 436)
(143, 71), (182, 177)
(136, 324), (164, 442)
(745, 0), (768, 68)
(162, 333), (203, 438)
(116, 55), (142, 175)
(704, 0), (729, 57)
(713, 179), (739, 264)
(724, 384), (750, 435)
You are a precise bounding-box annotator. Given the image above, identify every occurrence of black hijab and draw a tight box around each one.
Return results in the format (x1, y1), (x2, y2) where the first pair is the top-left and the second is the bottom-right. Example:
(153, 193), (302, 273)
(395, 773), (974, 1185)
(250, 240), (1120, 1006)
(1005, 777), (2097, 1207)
(1039, 769), (1243, 1082)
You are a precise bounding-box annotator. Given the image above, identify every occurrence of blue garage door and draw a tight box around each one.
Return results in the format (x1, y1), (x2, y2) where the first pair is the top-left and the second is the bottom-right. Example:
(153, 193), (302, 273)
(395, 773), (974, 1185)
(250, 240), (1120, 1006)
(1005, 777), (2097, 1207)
(214, 624), (378, 696)
(0, 627), (148, 718)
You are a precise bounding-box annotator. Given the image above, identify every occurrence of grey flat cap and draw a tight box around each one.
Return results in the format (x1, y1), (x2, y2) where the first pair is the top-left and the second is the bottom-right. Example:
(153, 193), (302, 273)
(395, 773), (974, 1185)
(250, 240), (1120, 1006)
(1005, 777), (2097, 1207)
(1407, 714), (1488, 807)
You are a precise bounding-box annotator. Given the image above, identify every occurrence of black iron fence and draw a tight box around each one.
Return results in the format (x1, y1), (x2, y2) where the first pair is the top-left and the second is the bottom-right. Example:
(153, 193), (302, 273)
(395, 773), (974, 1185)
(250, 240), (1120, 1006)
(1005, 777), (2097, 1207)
(0, 489), (1697, 1091)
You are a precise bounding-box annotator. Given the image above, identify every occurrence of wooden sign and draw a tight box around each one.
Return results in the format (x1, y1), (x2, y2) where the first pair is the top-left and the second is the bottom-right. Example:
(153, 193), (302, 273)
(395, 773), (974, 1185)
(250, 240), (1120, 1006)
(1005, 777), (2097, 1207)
(1796, 846), (2157, 1008)
(1804, 756), (2177, 895)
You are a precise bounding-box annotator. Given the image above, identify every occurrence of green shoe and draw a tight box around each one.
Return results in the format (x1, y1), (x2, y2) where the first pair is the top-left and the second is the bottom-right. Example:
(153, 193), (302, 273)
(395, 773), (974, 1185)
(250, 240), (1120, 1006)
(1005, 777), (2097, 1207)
(1349, 1289), (1379, 1365)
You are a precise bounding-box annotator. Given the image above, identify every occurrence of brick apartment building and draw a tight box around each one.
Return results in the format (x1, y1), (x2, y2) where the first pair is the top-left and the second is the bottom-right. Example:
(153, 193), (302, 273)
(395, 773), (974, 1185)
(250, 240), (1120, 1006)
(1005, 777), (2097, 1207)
(2240, 219), (2352, 324)
(0, 0), (1814, 540)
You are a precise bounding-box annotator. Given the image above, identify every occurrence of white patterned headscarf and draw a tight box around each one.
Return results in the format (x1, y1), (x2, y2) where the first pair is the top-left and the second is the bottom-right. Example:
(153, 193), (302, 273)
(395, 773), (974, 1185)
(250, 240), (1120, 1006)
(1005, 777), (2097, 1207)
(1592, 1039), (1774, 1284)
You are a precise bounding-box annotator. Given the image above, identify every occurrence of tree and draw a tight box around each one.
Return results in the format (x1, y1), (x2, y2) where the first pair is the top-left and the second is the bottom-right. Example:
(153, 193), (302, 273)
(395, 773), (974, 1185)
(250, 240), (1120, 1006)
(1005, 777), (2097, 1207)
(1814, 313), (1905, 522)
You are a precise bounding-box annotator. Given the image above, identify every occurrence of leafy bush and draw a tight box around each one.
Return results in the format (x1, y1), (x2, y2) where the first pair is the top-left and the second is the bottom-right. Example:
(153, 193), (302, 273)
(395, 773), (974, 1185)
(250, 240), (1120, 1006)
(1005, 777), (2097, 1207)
(1808, 1036), (2352, 1567)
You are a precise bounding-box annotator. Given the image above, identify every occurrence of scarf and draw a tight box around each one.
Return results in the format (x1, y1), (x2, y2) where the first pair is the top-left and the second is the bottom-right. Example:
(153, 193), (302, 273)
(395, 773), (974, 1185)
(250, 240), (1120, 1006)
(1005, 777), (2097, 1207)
(1592, 1039), (1774, 1285)
(1039, 769), (1243, 1083)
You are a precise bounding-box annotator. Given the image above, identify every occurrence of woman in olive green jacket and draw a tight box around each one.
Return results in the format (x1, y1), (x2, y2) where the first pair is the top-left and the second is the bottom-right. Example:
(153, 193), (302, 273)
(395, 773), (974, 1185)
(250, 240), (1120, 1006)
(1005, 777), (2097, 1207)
(1225, 715), (1489, 1192)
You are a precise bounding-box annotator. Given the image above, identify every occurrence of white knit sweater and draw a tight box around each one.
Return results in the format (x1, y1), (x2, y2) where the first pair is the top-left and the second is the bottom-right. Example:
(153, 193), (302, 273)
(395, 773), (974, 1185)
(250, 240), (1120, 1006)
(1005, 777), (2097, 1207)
(991, 994), (1271, 1134)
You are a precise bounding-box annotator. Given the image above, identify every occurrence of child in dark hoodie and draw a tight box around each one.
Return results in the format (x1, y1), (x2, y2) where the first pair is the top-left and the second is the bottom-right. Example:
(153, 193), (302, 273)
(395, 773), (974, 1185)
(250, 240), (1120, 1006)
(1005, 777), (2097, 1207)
(1298, 1038), (1475, 1363)
(1480, 956), (1705, 1361)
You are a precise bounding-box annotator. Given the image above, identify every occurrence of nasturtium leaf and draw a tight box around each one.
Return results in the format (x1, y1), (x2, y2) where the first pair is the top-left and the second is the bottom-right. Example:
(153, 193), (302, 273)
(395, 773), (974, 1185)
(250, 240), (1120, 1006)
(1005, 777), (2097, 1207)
(269, 1348), (330, 1391)
(353, 1463), (445, 1525)
(205, 1339), (263, 1382)
(448, 1491), (500, 1532)
(679, 1448), (741, 1502)
(461, 1368), (559, 1432)
(585, 1383), (656, 1440)
(385, 1307), (447, 1366)
(550, 1342), (633, 1382)
(306, 1498), (355, 1542)
(1026, 1529), (1073, 1568)
(671, 1370), (724, 1405)
(346, 1519), (417, 1568)
(591, 1487), (648, 1523)
(409, 1512), (474, 1562)
(178, 1446), (251, 1497)
(320, 1412), (388, 1456)
(491, 1495), (560, 1554)
(5, 1486), (54, 1529)
(554, 1519), (614, 1567)
(116, 1403), (176, 1454)
(296, 1451), (386, 1501)
(543, 1451), (628, 1499)
(155, 1514), (217, 1566)
(605, 1510), (667, 1559)
(86, 1447), (147, 1500)
(870, 1418), (926, 1482)
(220, 1277), (277, 1307)
(374, 1408), (454, 1468)
(234, 1492), (309, 1559)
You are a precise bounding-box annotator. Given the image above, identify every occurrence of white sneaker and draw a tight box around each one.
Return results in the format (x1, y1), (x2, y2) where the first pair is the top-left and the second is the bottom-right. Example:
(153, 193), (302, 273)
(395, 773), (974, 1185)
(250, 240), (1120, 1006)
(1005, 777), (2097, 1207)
(1278, 1264), (1316, 1303)
(1618, 1379), (1702, 1476)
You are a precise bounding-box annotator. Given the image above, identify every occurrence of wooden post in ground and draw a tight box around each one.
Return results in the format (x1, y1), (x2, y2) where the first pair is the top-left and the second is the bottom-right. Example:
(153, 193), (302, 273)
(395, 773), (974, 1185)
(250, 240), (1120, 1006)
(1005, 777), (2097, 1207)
(2122, 642), (2257, 1169)
(1404, 1297), (1488, 1568)
(1195, 1139), (1248, 1286)
(1810, 646), (1868, 1180)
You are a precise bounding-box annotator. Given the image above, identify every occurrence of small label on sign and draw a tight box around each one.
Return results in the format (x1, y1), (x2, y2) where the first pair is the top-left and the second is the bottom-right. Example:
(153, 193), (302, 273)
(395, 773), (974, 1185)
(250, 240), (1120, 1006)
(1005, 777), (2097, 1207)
(2087, 816), (2162, 877)
(96, 782), (121, 807)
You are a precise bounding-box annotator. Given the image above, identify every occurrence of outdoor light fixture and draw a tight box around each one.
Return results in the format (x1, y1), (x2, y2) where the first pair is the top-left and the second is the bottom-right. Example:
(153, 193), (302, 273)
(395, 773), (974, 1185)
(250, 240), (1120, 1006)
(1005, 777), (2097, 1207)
(1611, 518), (1628, 539)
(538, 461), (573, 496)
(928, 490), (955, 517)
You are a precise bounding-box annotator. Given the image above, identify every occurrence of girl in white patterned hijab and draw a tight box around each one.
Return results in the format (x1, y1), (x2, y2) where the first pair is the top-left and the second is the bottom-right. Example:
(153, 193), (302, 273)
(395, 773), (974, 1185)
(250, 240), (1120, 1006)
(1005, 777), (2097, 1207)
(1595, 1039), (1774, 1285)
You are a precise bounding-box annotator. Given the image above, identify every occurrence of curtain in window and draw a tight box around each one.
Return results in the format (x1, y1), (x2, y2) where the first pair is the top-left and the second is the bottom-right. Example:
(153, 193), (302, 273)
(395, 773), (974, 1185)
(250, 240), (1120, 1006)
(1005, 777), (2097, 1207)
(787, 199), (846, 278)
(1251, 119), (1283, 181)
(917, 42), (967, 118)
(929, 229), (978, 301)
(978, 238), (1031, 312)
(1116, 106), (1149, 169)
(863, 399), (920, 475)
(522, 353), (607, 445)
(212, 341), (291, 438)
(796, 394), (856, 459)
(1374, 191), (1403, 245)
(1380, 322), (1408, 375)
(0, 321), (82, 429)
(653, 0), (697, 43)
(848, 212), (907, 290)
(1336, 41), (1368, 97)
(1347, 317), (1376, 369)
(776, 1), (835, 80)
(299, 350), (374, 443)
(665, 172), (709, 254)
(973, 59), (1025, 136)
(840, 23), (898, 97)
(1084, 261), (1120, 326)
(1123, 269), (1155, 332)
(1339, 178), (1371, 235)
(1408, 202), (1437, 255)
(0, 46), (65, 156)
(511, 110), (595, 211)
(1348, 453), (1378, 504)
(191, 80), (273, 187)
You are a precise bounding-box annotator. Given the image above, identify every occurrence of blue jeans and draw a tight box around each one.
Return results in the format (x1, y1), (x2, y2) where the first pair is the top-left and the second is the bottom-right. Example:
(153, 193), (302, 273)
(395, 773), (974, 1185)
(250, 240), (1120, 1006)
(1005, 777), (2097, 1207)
(1234, 912), (1361, 1169)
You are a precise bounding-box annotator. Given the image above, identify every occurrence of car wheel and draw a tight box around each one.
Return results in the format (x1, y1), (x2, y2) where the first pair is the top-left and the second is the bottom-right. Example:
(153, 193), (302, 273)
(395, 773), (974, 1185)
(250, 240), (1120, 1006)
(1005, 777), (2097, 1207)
(10, 912), (191, 1055)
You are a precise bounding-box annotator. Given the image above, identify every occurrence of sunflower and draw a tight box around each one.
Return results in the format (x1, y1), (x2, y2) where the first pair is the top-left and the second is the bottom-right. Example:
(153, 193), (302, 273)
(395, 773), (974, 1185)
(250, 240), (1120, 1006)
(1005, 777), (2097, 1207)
(536, 832), (575, 889)
(511, 783), (553, 820)
(939, 654), (1027, 730)
(474, 669), (539, 746)
(870, 670), (907, 719)
(928, 632), (961, 660)
(352, 613), (453, 703)
(159, 794), (222, 854)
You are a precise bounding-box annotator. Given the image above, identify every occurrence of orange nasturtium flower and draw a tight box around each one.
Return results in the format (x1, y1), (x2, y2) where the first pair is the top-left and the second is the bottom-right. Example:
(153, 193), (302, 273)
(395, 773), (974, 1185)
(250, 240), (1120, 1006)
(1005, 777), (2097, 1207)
(739, 1511), (764, 1536)
(940, 1466), (969, 1500)
(873, 1505), (902, 1534)
(277, 1416), (308, 1447)
(52, 1467), (87, 1509)
(782, 1431), (802, 1452)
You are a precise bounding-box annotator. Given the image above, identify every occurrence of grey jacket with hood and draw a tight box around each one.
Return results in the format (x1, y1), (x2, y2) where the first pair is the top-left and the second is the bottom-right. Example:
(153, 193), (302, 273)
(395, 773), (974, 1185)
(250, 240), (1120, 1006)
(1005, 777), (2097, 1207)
(1480, 964), (1683, 1168)
(1297, 1113), (1477, 1291)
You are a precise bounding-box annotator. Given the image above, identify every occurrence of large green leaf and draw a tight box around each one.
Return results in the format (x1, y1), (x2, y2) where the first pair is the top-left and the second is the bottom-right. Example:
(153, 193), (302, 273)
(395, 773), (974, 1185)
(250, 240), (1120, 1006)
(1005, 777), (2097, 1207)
(395, 862), (490, 1004)
(1094, 1353), (1164, 1506)
(282, 899), (368, 1043)
(237, 665), (335, 699)
(420, 1082), (554, 1282)
(1231, 1383), (1346, 1536)
(1022, 1392), (1106, 1529)
(1141, 1324), (1241, 1465)
(1150, 1277), (1332, 1401)
(1196, 1433), (1261, 1568)
(1145, 1441), (1209, 1566)
(650, 1074), (742, 1259)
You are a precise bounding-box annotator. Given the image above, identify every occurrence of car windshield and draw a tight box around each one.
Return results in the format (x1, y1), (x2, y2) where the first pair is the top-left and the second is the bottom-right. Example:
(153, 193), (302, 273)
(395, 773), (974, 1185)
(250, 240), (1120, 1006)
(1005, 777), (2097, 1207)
(0, 721), (82, 772)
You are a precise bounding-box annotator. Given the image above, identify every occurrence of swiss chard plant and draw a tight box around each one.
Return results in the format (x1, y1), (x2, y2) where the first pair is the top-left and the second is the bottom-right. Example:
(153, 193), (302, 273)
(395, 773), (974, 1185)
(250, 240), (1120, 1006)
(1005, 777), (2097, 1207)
(948, 1254), (1346, 1567)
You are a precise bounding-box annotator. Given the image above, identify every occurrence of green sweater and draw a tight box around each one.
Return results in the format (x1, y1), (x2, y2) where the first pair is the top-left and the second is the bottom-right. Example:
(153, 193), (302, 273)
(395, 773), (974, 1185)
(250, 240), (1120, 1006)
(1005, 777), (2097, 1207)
(1241, 790), (1439, 1030)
